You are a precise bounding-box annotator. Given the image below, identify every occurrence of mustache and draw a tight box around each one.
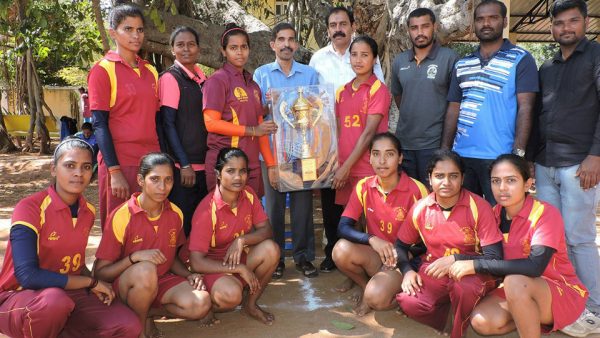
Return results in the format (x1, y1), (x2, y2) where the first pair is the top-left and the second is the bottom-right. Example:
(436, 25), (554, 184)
(332, 31), (346, 39)
(280, 47), (293, 53)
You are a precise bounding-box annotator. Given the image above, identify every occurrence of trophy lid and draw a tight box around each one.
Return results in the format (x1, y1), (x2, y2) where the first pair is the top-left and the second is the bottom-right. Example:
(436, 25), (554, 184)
(293, 87), (311, 112)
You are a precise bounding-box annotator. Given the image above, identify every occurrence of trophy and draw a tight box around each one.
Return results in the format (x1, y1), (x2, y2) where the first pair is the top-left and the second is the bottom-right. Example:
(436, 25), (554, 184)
(279, 87), (323, 182)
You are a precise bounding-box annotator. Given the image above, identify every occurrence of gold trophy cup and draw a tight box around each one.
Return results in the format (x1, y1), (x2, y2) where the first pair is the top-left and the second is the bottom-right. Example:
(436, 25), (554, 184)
(280, 87), (323, 181)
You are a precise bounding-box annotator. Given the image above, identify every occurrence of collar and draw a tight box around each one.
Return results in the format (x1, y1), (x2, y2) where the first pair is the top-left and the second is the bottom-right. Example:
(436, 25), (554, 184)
(473, 38), (514, 59)
(367, 171), (411, 193)
(127, 192), (172, 215)
(103, 50), (146, 68)
(174, 59), (207, 82)
(512, 194), (535, 220)
(325, 43), (349, 57)
(222, 62), (253, 83)
(424, 189), (470, 208)
(344, 73), (379, 92)
(408, 41), (441, 62)
(268, 60), (302, 76)
(552, 37), (589, 63)
(46, 185), (87, 212)
(212, 186), (249, 210)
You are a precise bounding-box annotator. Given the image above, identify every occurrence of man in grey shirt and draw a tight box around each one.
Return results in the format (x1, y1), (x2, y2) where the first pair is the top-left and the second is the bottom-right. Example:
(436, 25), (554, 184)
(390, 8), (458, 184)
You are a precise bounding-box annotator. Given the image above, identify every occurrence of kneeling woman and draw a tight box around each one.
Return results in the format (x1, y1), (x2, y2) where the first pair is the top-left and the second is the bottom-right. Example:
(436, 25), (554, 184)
(395, 150), (503, 338)
(94, 153), (211, 338)
(332, 132), (427, 316)
(0, 138), (141, 338)
(449, 154), (588, 338)
(189, 147), (279, 325)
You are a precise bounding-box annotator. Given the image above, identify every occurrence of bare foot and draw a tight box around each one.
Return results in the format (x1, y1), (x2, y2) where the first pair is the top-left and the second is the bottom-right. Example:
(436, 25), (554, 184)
(197, 311), (220, 327)
(348, 288), (362, 304)
(434, 329), (449, 336)
(352, 300), (372, 317)
(334, 277), (355, 293)
(242, 303), (275, 325)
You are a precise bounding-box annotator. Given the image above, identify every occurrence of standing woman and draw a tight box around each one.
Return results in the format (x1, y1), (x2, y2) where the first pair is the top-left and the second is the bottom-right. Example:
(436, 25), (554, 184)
(88, 4), (160, 228)
(332, 35), (391, 207)
(0, 138), (141, 338)
(332, 132), (428, 316)
(449, 154), (589, 338)
(189, 147), (280, 325)
(202, 23), (278, 196)
(395, 150), (503, 338)
(159, 26), (208, 237)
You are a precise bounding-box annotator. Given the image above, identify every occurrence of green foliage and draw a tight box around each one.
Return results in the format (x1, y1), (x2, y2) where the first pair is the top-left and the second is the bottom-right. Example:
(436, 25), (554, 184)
(447, 42), (478, 58)
(518, 42), (558, 67)
(56, 66), (88, 87)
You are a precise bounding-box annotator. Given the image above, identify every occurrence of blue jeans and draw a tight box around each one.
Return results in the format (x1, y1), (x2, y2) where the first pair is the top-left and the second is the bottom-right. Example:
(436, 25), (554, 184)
(535, 163), (600, 313)
(402, 148), (436, 186)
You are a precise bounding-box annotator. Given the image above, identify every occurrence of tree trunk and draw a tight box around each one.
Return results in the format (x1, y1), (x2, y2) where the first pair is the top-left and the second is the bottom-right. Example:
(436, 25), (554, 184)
(0, 93), (18, 153)
(92, 0), (110, 53)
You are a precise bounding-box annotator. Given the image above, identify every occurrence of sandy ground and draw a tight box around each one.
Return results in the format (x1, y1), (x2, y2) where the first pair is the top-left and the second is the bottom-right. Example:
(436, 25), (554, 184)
(0, 152), (586, 337)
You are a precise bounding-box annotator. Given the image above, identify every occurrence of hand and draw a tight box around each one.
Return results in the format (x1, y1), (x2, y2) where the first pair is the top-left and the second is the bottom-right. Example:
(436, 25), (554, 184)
(449, 260), (475, 281)
(255, 121), (278, 136)
(401, 270), (422, 296)
(369, 236), (397, 268)
(332, 165), (350, 190)
(223, 237), (245, 270)
(576, 155), (600, 190)
(180, 166), (196, 187)
(237, 265), (260, 294)
(131, 249), (167, 265)
(91, 280), (115, 305)
(110, 170), (130, 200)
(267, 166), (279, 191)
(425, 255), (455, 279)
(187, 273), (206, 291)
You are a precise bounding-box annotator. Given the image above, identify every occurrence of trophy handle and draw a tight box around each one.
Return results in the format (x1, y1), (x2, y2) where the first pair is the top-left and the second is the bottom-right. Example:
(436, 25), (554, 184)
(311, 99), (324, 127)
(279, 100), (295, 128)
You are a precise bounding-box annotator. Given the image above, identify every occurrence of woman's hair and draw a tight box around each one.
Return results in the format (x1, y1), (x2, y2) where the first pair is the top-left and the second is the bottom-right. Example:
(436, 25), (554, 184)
(53, 137), (94, 165)
(489, 153), (531, 181)
(138, 152), (174, 178)
(369, 132), (402, 153)
(221, 23), (249, 49)
(109, 3), (145, 29)
(426, 149), (465, 176)
(349, 35), (378, 58)
(215, 147), (248, 179)
(169, 26), (200, 47)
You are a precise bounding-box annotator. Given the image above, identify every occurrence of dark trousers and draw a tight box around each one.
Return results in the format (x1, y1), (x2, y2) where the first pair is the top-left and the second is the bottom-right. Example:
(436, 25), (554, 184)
(401, 148), (437, 186)
(462, 157), (496, 205)
(261, 163), (315, 264)
(169, 168), (208, 237)
(320, 187), (343, 258)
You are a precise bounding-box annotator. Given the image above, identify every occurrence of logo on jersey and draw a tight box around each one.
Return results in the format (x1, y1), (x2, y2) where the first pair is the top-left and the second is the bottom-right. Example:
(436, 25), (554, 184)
(394, 207), (406, 222)
(219, 221), (228, 230)
(132, 235), (143, 244)
(427, 64), (438, 79)
(460, 227), (476, 246)
(244, 214), (252, 226)
(234, 87), (248, 102)
(168, 229), (177, 247)
(48, 231), (60, 241)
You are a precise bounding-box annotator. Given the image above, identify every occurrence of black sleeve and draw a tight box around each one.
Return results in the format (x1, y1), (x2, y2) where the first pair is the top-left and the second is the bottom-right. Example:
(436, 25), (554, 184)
(474, 245), (555, 277)
(454, 241), (503, 261)
(92, 109), (118, 167)
(160, 106), (190, 166)
(395, 239), (415, 275)
(337, 216), (371, 245)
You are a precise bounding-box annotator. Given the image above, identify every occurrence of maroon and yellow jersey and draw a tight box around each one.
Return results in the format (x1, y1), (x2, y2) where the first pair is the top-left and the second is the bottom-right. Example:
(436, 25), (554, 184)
(335, 73), (391, 177)
(399, 189), (503, 262)
(494, 195), (588, 299)
(0, 187), (96, 290)
(342, 174), (428, 243)
(189, 186), (268, 260)
(96, 193), (185, 277)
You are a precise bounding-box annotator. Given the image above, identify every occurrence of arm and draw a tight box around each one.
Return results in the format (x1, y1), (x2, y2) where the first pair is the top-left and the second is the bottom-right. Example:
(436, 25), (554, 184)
(454, 241), (503, 261)
(475, 245), (554, 277)
(441, 102), (460, 150)
(395, 239), (423, 296)
(394, 95), (402, 111)
(160, 106), (190, 167)
(514, 92), (536, 151)
(337, 216), (370, 244)
(93, 109), (129, 199)
(94, 249), (166, 283)
(204, 109), (277, 137)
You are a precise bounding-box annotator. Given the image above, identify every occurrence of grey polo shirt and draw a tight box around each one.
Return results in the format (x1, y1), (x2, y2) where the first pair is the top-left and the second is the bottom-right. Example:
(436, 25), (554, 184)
(390, 42), (459, 150)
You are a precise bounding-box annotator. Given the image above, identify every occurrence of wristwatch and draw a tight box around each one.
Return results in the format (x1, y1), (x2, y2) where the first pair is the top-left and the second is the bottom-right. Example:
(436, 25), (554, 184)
(513, 148), (525, 158)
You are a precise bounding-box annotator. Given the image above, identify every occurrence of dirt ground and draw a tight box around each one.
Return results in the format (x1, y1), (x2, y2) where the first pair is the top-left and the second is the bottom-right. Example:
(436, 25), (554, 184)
(0, 151), (583, 338)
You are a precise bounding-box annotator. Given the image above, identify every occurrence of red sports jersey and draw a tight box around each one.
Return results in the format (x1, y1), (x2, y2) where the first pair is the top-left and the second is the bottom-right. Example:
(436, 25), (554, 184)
(342, 173), (428, 243)
(0, 187), (96, 290)
(335, 73), (391, 177)
(399, 189), (503, 262)
(189, 186), (268, 260)
(87, 51), (160, 166)
(96, 193), (185, 277)
(495, 195), (588, 299)
(202, 63), (263, 172)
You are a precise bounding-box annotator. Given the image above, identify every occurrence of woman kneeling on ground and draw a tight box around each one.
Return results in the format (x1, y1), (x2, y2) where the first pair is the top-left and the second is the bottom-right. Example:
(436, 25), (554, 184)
(189, 147), (279, 325)
(449, 154), (589, 338)
(0, 138), (141, 338)
(94, 152), (211, 338)
(395, 150), (503, 338)
(332, 132), (427, 316)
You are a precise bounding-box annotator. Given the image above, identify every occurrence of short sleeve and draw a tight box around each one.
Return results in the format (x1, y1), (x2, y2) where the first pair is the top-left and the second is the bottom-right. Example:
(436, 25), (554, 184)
(88, 64), (111, 111)
(446, 64), (462, 103)
(250, 190), (268, 225)
(11, 198), (42, 233)
(341, 183), (364, 221)
(398, 203), (423, 244)
(390, 57), (403, 96)
(202, 75), (228, 112)
(188, 198), (213, 253)
(367, 83), (392, 117)
(474, 199), (503, 246)
(516, 52), (540, 93)
(95, 213), (126, 262)
(158, 72), (180, 109)
(530, 204), (563, 250)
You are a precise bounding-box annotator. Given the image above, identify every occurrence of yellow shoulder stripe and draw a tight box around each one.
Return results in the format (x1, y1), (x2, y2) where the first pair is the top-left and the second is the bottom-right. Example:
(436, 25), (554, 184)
(355, 177), (369, 215)
(211, 200), (217, 248)
(528, 200), (545, 229)
(335, 85), (344, 103)
(411, 178), (428, 199)
(170, 202), (184, 228)
(469, 196), (479, 224)
(230, 107), (240, 148)
(12, 221), (39, 236)
(244, 189), (254, 204)
(98, 59), (117, 108)
(369, 80), (382, 98)
(39, 195), (52, 230)
(111, 203), (131, 245)
(411, 200), (427, 230)
(86, 202), (96, 216)
(144, 63), (159, 84)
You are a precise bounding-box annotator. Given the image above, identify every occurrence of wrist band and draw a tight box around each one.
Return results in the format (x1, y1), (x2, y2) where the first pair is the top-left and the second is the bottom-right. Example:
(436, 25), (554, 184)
(108, 167), (121, 174)
(89, 278), (98, 289)
(128, 253), (136, 264)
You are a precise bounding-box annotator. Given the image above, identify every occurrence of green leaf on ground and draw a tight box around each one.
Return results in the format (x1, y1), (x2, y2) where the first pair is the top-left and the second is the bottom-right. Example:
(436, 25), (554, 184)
(331, 320), (354, 330)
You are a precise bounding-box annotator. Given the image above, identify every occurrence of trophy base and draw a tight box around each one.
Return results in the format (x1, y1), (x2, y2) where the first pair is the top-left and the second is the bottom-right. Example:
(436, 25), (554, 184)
(300, 158), (317, 182)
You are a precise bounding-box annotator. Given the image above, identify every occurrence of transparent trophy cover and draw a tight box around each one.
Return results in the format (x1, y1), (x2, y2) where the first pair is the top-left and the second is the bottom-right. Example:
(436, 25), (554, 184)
(269, 85), (338, 192)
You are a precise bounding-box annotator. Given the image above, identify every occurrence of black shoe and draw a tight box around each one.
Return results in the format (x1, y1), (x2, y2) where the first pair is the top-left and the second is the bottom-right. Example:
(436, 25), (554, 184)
(319, 256), (336, 272)
(295, 259), (318, 278)
(272, 261), (285, 279)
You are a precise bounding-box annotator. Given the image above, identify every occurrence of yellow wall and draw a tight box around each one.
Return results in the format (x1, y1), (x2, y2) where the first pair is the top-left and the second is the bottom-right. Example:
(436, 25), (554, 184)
(1, 87), (79, 119)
